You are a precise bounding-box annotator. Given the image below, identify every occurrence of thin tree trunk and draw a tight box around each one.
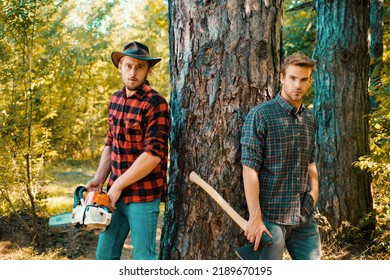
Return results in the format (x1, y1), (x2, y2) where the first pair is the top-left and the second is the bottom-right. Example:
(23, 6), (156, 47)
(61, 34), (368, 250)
(160, 0), (282, 259)
(369, 0), (384, 109)
(313, 0), (373, 229)
(370, 0), (384, 81)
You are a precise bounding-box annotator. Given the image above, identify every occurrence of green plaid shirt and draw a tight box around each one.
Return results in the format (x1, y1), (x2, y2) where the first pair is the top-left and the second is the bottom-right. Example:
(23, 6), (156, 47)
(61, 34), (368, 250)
(241, 94), (316, 225)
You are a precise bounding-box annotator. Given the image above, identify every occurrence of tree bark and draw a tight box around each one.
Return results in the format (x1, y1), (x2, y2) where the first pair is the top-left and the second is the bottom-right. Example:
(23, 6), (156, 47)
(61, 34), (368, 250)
(313, 0), (373, 229)
(369, 0), (384, 108)
(160, 0), (282, 259)
(370, 0), (384, 71)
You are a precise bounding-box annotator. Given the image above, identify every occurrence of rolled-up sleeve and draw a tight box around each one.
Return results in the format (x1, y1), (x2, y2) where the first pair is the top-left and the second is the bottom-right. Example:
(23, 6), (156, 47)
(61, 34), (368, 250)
(105, 107), (114, 147)
(240, 107), (266, 171)
(143, 98), (170, 159)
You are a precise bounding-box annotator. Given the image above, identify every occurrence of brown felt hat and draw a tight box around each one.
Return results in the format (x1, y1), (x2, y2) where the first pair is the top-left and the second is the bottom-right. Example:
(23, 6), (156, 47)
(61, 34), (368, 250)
(111, 41), (161, 68)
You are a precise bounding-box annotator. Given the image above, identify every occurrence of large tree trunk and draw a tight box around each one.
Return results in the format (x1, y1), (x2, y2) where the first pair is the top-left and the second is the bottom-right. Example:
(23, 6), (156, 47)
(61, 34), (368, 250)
(313, 0), (373, 229)
(160, 0), (282, 259)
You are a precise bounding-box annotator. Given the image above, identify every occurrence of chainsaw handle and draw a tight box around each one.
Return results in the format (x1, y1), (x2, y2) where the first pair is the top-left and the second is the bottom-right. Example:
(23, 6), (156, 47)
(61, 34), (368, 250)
(73, 185), (88, 208)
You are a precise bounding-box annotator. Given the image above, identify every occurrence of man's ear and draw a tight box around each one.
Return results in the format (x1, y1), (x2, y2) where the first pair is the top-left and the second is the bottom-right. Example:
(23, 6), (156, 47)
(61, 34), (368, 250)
(148, 67), (154, 76)
(280, 73), (285, 84)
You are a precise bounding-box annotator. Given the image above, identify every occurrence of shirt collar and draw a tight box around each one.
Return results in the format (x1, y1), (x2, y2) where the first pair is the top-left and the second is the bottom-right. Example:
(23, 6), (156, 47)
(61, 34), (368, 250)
(275, 93), (306, 116)
(121, 81), (152, 99)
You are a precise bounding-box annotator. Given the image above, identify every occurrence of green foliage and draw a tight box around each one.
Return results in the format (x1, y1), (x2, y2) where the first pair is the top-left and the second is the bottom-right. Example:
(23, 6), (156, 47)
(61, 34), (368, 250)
(352, 2), (390, 258)
(0, 0), (121, 240)
(282, 0), (316, 105)
(355, 103), (390, 188)
(355, 84), (390, 258)
(282, 1), (316, 58)
(0, 0), (170, 167)
(110, 0), (170, 99)
(0, 0), (170, 240)
(0, 0), (60, 236)
(355, 2), (390, 198)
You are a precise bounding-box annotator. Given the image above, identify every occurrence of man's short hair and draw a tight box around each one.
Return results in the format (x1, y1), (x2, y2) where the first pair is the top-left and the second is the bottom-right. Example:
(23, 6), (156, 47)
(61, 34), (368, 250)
(281, 53), (316, 76)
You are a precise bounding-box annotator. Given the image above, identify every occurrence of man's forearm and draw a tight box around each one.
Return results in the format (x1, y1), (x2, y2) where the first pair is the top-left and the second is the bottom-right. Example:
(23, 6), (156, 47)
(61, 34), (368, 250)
(308, 162), (319, 206)
(111, 152), (161, 191)
(94, 145), (112, 184)
(243, 165), (262, 220)
(242, 164), (272, 248)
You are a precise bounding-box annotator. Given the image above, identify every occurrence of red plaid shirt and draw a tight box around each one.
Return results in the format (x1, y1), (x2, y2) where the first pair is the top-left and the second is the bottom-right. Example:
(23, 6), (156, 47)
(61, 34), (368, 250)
(105, 82), (170, 203)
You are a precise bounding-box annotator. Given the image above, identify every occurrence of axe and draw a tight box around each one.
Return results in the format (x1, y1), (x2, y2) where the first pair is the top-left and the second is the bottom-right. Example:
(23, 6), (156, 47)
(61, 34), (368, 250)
(189, 171), (272, 260)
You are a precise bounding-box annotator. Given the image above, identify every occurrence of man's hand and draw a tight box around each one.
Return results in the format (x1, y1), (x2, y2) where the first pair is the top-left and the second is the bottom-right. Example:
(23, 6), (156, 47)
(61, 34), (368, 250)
(245, 215), (272, 251)
(85, 179), (104, 193)
(107, 184), (122, 210)
(242, 165), (272, 250)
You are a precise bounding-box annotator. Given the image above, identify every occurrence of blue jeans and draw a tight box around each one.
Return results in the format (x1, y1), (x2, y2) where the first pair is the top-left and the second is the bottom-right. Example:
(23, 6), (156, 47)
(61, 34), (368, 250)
(259, 216), (321, 260)
(96, 197), (161, 260)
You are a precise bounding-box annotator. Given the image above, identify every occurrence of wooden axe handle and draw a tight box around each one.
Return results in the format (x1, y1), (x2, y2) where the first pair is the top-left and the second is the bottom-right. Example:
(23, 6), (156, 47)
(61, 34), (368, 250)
(189, 171), (248, 231)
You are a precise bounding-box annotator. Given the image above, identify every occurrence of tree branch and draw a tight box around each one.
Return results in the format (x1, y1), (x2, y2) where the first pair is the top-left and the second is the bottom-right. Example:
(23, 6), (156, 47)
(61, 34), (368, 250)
(286, 1), (314, 13)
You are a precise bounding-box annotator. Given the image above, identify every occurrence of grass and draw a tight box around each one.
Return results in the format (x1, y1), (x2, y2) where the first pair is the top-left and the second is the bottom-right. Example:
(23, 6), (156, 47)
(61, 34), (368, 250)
(45, 161), (96, 215)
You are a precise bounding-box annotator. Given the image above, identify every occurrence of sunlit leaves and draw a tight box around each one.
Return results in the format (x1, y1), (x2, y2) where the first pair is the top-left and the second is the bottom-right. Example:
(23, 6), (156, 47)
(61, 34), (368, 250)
(0, 0), (122, 228)
(282, 1), (316, 58)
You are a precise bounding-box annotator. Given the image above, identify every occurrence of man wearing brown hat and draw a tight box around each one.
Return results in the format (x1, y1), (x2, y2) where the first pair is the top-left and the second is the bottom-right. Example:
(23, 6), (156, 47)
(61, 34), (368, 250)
(86, 41), (170, 260)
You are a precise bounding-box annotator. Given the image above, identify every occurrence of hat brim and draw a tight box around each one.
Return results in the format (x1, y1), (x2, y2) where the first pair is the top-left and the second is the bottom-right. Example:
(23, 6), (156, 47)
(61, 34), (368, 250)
(111, 51), (161, 68)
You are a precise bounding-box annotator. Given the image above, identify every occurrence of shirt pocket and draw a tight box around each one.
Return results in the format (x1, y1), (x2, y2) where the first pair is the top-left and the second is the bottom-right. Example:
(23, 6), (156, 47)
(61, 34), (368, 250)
(267, 129), (289, 162)
(124, 118), (143, 143)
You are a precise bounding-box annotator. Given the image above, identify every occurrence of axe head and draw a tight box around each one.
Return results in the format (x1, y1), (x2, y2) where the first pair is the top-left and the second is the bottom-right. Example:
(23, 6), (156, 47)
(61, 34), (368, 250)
(235, 232), (272, 260)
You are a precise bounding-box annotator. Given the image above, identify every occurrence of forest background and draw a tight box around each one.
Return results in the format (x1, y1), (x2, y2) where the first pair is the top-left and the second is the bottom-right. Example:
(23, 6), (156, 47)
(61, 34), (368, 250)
(0, 0), (389, 260)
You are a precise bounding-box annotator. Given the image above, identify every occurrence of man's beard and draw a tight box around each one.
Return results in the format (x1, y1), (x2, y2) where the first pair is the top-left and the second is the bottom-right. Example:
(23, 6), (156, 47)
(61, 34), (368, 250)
(125, 76), (147, 92)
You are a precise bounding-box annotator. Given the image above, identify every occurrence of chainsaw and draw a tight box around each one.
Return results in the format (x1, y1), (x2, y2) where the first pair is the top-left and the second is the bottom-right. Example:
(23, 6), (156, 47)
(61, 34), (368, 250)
(48, 185), (112, 233)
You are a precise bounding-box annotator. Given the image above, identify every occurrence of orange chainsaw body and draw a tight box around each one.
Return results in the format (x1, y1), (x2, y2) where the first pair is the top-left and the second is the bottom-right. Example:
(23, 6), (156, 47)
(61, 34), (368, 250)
(84, 191), (111, 209)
